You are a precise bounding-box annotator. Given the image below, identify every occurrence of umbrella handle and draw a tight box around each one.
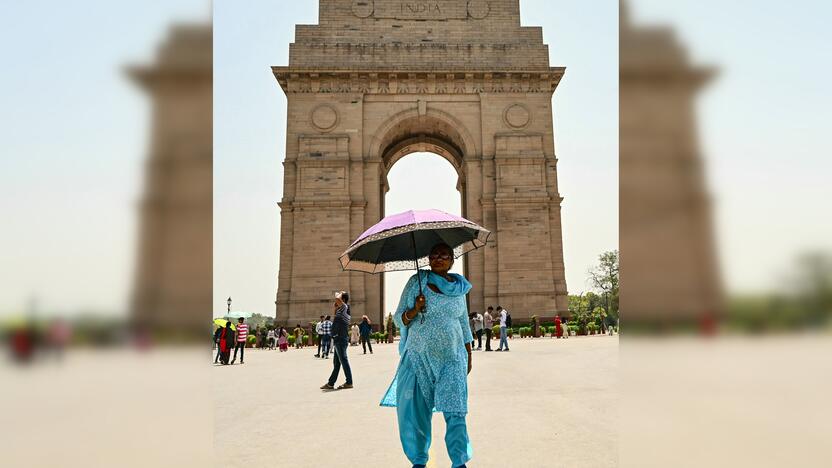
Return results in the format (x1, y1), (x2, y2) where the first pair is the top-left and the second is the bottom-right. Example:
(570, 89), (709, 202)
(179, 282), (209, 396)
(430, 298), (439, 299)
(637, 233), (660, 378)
(410, 231), (423, 295)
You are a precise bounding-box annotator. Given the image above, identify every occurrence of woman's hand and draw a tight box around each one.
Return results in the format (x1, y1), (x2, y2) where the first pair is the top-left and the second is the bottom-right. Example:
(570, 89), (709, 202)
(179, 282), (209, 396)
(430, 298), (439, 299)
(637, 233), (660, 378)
(414, 294), (426, 312)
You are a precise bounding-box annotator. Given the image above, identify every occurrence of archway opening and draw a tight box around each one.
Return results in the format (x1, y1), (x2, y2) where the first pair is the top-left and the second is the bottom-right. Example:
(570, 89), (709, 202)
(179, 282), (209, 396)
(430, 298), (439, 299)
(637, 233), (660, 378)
(382, 152), (465, 323)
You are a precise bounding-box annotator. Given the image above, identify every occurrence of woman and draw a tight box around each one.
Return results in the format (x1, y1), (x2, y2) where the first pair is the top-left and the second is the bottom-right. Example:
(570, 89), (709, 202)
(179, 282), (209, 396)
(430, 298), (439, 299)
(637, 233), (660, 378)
(293, 324), (304, 349)
(278, 327), (289, 352)
(350, 322), (360, 346)
(359, 315), (373, 354)
(380, 243), (473, 468)
(555, 314), (563, 339)
(218, 322), (234, 365)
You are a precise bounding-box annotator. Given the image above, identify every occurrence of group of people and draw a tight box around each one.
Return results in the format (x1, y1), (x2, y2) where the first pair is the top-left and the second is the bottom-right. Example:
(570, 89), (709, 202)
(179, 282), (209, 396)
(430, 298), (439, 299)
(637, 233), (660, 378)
(258, 326), (292, 351)
(466, 305), (513, 352)
(213, 317), (249, 365)
(314, 314), (375, 357)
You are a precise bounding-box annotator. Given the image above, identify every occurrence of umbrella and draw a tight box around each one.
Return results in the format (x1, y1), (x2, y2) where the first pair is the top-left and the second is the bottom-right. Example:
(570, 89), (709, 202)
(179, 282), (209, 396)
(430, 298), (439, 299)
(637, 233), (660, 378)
(339, 209), (491, 292)
(213, 318), (236, 331)
(224, 311), (253, 319)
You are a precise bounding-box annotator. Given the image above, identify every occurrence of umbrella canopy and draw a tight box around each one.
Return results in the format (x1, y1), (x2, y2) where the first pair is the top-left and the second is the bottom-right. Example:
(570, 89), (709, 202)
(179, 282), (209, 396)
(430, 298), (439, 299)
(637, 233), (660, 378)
(224, 311), (253, 319)
(339, 209), (490, 274)
(213, 318), (236, 331)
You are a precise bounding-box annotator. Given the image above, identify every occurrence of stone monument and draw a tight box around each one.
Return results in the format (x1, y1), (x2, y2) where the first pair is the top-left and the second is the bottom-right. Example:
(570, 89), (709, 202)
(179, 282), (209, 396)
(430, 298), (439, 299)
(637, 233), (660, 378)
(273, 0), (568, 326)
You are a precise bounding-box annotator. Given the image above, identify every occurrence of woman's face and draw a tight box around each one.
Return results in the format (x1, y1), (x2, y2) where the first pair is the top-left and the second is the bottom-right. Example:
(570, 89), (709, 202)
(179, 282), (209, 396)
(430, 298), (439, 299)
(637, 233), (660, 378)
(429, 244), (454, 274)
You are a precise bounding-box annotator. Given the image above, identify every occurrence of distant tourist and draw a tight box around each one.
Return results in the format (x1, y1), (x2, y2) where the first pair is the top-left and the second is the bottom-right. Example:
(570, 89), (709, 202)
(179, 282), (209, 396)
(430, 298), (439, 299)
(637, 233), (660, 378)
(267, 327), (276, 349)
(315, 315), (324, 357)
(320, 315), (332, 359)
(350, 322), (360, 346)
(359, 315), (373, 354)
(214, 326), (223, 363)
(555, 314), (563, 339)
(321, 291), (353, 390)
(216, 322), (234, 365)
(278, 327), (289, 352)
(496, 306), (510, 352)
(231, 317), (248, 364)
(472, 311), (484, 350)
(483, 306), (494, 351)
(386, 313), (395, 343)
(562, 317), (570, 338)
(293, 324), (305, 349)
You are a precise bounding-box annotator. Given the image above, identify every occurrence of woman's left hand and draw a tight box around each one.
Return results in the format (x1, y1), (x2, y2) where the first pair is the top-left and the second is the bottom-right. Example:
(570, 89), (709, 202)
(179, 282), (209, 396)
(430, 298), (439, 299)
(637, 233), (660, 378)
(467, 354), (472, 375)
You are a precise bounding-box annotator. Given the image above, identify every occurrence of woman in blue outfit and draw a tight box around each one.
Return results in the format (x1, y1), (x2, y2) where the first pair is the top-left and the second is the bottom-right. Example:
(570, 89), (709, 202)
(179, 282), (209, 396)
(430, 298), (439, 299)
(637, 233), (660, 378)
(380, 243), (474, 468)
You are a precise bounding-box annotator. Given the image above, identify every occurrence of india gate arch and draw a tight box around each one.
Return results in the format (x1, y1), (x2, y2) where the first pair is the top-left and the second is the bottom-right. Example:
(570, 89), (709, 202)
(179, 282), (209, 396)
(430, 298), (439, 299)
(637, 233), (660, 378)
(272, 0), (569, 327)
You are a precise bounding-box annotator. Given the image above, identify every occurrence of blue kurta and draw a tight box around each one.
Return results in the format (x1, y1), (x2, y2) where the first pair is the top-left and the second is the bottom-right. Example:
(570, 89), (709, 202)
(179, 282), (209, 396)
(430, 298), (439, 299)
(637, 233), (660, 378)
(380, 271), (473, 414)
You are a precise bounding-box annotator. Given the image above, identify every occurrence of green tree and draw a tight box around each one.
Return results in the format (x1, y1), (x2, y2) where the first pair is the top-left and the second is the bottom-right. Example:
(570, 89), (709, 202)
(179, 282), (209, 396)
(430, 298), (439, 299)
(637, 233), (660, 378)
(588, 250), (619, 327)
(247, 313), (274, 331)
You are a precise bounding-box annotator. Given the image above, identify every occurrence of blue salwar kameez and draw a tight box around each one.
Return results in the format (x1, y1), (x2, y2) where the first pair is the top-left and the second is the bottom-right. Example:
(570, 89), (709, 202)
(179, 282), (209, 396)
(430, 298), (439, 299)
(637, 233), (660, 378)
(380, 271), (474, 467)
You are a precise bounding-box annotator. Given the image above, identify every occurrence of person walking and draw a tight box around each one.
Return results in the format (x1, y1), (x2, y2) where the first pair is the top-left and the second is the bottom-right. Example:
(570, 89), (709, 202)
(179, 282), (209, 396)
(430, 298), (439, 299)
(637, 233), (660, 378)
(380, 242), (474, 468)
(231, 317), (248, 364)
(496, 306), (509, 352)
(321, 291), (353, 390)
(359, 315), (373, 354)
(293, 324), (304, 349)
(472, 311), (484, 350)
(213, 325), (224, 363)
(386, 313), (395, 343)
(320, 315), (332, 359)
(483, 307), (494, 352)
(350, 323), (360, 346)
(267, 327), (276, 349)
(555, 314), (563, 339)
(278, 327), (289, 352)
(217, 322), (234, 365)
(315, 315), (325, 357)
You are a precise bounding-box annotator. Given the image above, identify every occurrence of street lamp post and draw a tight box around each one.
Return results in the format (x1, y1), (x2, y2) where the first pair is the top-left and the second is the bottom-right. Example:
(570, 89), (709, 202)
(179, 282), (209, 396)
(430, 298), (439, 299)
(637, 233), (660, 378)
(227, 297), (232, 314)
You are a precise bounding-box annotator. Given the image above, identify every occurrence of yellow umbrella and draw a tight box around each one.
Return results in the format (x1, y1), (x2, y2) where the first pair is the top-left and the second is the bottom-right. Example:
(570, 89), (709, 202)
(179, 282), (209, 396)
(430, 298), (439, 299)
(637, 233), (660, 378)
(214, 318), (236, 331)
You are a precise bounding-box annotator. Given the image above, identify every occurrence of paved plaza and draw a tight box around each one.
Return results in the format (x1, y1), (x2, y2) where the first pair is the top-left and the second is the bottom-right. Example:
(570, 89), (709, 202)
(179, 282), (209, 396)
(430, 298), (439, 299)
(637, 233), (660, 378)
(214, 335), (618, 468)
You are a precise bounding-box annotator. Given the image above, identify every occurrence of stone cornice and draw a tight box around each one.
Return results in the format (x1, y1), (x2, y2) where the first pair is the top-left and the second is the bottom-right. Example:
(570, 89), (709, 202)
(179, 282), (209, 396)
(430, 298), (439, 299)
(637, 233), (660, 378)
(271, 68), (565, 95)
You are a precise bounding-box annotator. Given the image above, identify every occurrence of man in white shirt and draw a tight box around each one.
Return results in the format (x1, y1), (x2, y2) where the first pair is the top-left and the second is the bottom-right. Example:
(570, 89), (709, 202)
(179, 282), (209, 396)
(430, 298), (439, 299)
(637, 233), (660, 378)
(496, 306), (510, 352)
(314, 315), (324, 358)
(473, 312), (484, 350)
(483, 307), (494, 351)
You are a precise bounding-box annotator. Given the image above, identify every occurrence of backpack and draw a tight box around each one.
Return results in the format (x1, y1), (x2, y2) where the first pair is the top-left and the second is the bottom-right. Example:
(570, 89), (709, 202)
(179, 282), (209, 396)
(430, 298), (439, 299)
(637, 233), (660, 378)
(505, 312), (512, 328)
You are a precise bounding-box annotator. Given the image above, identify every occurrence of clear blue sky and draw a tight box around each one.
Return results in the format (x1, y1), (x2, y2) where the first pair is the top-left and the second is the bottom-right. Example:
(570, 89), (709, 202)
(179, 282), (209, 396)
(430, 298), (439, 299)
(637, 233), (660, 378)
(0, 0), (209, 317)
(10, 1), (823, 318)
(213, 0), (619, 317)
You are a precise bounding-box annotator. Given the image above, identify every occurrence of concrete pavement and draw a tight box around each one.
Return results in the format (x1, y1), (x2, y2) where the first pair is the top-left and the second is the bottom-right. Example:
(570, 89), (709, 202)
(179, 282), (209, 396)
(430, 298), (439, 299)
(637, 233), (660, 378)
(214, 335), (618, 467)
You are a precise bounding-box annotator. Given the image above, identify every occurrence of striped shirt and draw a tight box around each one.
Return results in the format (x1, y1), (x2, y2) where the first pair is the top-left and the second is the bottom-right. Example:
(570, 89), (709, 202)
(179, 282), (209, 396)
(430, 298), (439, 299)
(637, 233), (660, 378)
(236, 323), (248, 342)
(320, 320), (332, 336)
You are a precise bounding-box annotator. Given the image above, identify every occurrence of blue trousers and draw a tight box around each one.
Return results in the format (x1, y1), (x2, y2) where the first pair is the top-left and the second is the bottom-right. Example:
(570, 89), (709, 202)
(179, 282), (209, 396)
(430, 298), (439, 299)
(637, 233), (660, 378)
(321, 335), (331, 357)
(396, 358), (472, 467)
(327, 339), (352, 385)
(499, 326), (509, 350)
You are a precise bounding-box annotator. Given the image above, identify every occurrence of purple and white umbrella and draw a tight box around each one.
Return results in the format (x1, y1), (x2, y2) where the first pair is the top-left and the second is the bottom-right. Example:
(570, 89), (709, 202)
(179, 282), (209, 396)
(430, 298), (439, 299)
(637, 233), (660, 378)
(339, 209), (491, 274)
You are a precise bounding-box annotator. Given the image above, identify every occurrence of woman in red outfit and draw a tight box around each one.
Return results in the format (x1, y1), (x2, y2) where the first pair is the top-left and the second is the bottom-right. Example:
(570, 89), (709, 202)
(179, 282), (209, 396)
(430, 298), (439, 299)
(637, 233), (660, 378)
(555, 315), (563, 339)
(218, 322), (233, 364)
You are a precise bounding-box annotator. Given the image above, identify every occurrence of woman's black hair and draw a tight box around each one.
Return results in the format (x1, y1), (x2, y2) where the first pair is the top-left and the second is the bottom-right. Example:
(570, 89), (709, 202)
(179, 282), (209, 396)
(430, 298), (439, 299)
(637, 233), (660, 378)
(431, 242), (453, 253)
(341, 291), (350, 303)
